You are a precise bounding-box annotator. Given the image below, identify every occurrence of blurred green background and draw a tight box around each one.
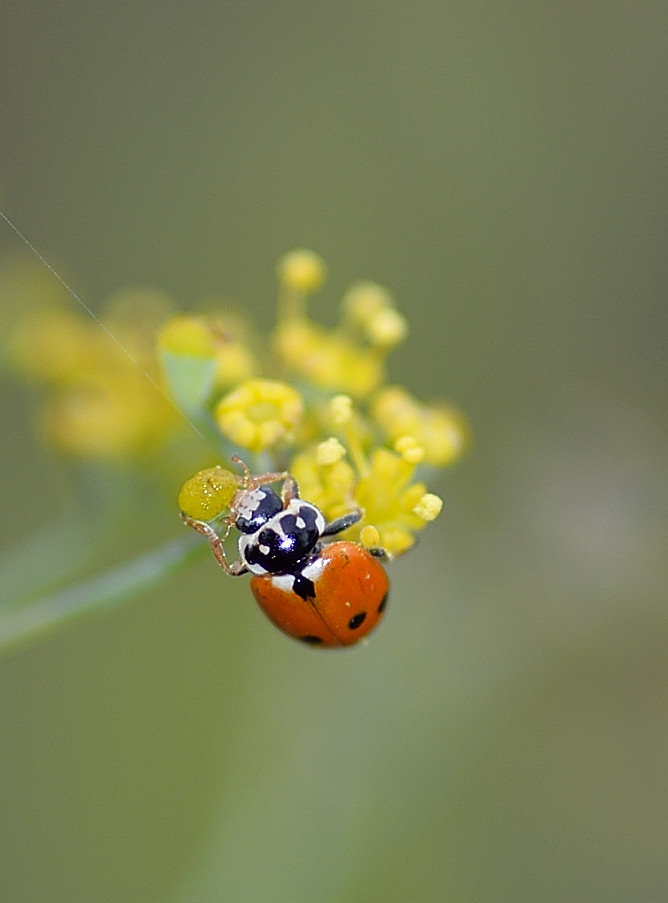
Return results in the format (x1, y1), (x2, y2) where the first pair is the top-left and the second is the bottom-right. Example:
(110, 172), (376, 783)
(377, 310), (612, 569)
(1, 2), (667, 901)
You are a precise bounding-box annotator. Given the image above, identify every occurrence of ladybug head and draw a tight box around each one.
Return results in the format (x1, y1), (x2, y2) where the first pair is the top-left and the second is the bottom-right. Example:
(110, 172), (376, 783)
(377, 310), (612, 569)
(232, 485), (284, 534)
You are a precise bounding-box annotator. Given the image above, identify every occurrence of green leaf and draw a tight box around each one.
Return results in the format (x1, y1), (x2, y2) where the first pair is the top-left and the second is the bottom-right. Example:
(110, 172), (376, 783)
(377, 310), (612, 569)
(160, 348), (218, 411)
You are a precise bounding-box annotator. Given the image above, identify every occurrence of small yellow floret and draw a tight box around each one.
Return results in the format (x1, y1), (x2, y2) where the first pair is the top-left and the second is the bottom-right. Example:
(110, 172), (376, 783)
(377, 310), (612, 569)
(317, 438), (346, 465)
(215, 379), (303, 453)
(360, 524), (381, 548)
(275, 322), (384, 397)
(366, 308), (408, 348)
(342, 281), (407, 348)
(329, 395), (353, 425)
(159, 314), (257, 390)
(277, 249), (327, 294)
(178, 466), (237, 520)
(343, 281), (394, 324)
(290, 448), (356, 522)
(414, 492), (443, 522)
(394, 435), (425, 464)
(378, 525), (417, 556)
(352, 447), (439, 555)
(372, 386), (468, 466)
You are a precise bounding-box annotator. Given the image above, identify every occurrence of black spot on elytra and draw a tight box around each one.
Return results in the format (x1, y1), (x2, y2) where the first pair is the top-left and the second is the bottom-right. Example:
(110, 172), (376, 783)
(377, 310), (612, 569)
(377, 592), (388, 614)
(348, 611), (367, 631)
(292, 572), (316, 601)
(300, 635), (324, 644)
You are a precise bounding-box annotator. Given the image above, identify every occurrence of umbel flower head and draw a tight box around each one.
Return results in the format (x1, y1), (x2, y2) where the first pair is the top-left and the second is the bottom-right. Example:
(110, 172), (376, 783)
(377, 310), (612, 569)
(163, 248), (468, 556)
(3, 247), (468, 556)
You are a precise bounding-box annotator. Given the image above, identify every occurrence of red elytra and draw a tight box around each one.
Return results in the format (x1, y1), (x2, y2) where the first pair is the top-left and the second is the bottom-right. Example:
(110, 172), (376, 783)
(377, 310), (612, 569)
(250, 541), (389, 647)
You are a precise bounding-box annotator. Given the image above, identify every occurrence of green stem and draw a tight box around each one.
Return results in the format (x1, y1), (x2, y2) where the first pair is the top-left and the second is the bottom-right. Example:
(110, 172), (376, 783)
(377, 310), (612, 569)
(0, 533), (204, 656)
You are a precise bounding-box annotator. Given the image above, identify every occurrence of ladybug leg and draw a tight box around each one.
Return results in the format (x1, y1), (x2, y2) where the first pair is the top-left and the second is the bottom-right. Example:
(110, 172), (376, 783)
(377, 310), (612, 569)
(231, 455), (288, 490)
(280, 473), (301, 505)
(322, 509), (362, 536)
(180, 513), (248, 576)
(367, 545), (392, 561)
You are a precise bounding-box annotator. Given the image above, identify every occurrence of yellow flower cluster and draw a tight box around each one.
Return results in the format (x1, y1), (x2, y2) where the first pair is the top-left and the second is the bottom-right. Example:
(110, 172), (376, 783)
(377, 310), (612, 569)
(2, 247), (468, 555)
(2, 256), (178, 460)
(165, 249), (468, 556)
(272, 252), (407, 399)
(287, 397), (448, 555)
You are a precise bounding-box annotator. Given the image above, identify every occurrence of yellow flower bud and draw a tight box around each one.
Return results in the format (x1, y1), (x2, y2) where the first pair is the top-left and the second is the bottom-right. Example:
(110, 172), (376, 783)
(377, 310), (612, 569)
(413, 493), (443, 522)
(394, 435), (425, 464)
(317, 438), (346, 466)
(277, 249), (327, 294)
(330, 395), (353, 425)
(366, 308), (408, 348)
(360, 524), (381, 548)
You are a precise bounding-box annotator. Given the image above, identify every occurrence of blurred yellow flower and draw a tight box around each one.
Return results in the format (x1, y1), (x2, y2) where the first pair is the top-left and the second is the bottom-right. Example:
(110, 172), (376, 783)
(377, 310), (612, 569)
(372, 385), (468, 467)
(277, 249), (327, 295)
(274, 320), (385, 398)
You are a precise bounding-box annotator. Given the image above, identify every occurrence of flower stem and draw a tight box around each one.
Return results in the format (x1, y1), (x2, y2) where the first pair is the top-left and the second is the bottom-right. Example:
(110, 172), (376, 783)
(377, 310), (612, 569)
(0, 533), (204, 656)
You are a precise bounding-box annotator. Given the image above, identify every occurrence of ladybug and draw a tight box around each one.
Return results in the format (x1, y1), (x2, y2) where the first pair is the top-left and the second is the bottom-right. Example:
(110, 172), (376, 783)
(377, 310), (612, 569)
(181, 457), (389, 647)
(250, 541), (388, 646)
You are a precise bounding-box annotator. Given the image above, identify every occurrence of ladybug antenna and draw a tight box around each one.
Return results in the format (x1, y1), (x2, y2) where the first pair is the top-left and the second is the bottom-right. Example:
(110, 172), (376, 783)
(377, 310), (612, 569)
(231, 455), (257, 489)
(230, 455), (289, 491)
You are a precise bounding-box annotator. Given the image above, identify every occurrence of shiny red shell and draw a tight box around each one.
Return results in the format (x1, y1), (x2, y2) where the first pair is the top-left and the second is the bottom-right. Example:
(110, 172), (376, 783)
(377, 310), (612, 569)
(250, 541), (389, 647)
